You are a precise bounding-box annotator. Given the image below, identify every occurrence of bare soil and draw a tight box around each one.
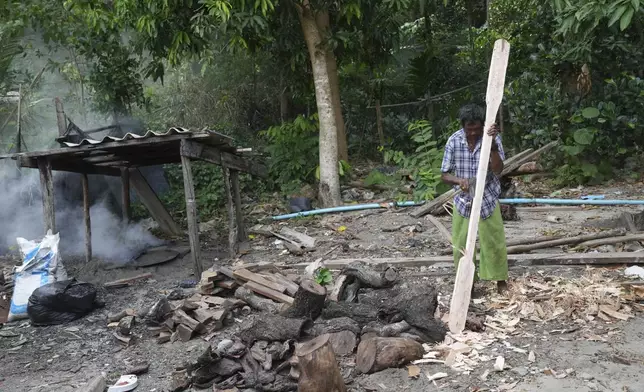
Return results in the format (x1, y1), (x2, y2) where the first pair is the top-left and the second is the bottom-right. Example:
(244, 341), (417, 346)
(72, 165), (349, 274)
(1, 181), (644, 392)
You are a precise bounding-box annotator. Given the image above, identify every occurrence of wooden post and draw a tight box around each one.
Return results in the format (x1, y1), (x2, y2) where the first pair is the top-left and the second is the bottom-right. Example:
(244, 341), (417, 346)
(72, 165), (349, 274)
(180, 152), (203, 278)
(54, 97), (67, 137)
(129, 168), (182, 236)
(121, 168), (131, 222)
(222, 167), (239, 258)
(16, 85), (22, 153)
(37, 158), (55, 233)
(81, 173), (92, 262)
(229, 169), (245, 240)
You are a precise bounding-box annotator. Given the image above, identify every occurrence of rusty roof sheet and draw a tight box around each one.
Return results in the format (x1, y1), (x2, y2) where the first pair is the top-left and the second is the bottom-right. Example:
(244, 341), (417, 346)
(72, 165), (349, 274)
(62, 127), (232, 148)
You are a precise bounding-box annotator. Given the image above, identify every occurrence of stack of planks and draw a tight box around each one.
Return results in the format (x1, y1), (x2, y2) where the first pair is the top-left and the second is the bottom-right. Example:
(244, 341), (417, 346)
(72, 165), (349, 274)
(232, 268), (299, 305)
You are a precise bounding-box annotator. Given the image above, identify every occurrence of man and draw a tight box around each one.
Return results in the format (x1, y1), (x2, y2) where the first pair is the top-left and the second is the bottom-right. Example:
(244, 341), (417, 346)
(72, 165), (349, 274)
(440, 103), (508, 293)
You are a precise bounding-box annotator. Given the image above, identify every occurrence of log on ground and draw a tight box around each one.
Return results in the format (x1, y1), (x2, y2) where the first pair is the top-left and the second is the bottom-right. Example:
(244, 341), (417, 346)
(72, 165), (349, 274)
(295, 334), (347, 392)
(356, 337), (424, 374)
(341, 261), (398, 288)
(235, 286), (285, 314)
(281, 279), (327, 320)
(506, 229), (625, 254)
(321, 302), (380, 327)
(310, 317), (361, 336)
(240, 314), (308, 344)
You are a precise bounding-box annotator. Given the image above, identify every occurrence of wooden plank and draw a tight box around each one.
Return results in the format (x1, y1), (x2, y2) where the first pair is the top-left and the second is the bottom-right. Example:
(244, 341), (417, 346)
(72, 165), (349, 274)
(104, 273), (153, 288)
(425, 215), (452, 245)
(279, 227), (316, 248)
(121, 168), (131, 222)
(233, 268), (287, 293)
(262, 273), (299, 296)
(129, 168), (182, 236)
(500, 141), (558, 175)
(180, 150), (203, 278)
(81, 173), (92, 263)
(450, 39), (511, 334)
(37, 157), (55, 233)
(287, 252), (644, 270)
(230, 169), (246, 240)
(180, 139), (268, 178)
(222, 167), (239, 258)
(244, 281), (294, 305)
(54, 97), (66, 137)
(19, 156), (121, 176)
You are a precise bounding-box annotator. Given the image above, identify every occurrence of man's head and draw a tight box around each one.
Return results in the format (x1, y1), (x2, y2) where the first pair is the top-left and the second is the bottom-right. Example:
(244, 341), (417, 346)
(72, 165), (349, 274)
(458, 104), (485, 139)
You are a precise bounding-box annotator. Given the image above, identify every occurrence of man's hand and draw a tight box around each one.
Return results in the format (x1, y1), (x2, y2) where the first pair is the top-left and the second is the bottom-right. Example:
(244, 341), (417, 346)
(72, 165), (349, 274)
(488, 123), (500, 151)
(457, 178), (469, 192)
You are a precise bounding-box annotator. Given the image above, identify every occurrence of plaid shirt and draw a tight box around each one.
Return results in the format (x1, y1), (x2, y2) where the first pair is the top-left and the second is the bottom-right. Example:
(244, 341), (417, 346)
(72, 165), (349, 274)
(441, 129), (505, 220)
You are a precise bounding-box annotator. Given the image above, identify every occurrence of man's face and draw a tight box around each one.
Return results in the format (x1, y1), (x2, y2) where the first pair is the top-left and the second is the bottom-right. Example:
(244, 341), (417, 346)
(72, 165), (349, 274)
(464, 120), (483, 139)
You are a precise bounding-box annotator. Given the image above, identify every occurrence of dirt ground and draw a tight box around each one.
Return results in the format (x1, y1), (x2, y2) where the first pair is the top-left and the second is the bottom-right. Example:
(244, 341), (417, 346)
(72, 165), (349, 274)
(1, 181), (644, 392)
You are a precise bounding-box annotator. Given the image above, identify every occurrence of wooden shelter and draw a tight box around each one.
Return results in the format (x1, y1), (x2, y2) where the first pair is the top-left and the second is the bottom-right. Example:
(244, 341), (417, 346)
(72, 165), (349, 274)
(0, 107), (267, 278)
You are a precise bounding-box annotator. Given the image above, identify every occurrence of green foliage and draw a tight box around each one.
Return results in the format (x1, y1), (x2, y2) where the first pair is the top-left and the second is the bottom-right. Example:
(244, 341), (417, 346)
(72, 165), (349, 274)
(162, 162), (224, 221)
(262, 114), (320, 193)
(384, 120), (444, 201)
(314, 267), (333, 286)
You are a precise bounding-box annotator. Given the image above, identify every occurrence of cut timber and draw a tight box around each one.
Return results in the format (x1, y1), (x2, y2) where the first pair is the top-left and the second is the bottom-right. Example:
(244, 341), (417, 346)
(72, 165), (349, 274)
(506, 229), (625, 254)
(279, 227), (316, 248)
(81, 173), (91, 263)
(104, 273), (153, 288)
(328, 275), (349, 302)
(216, 280), (239, 290)
(38, 158), (55, 233)
(234, 286), (285, 314)
(233, 268), (287, 293)
(239, 314), (307, 344)
(506, 235), (564, 247)
(157, 331), (171, 344)
(426, 215), (452, 244)
(130, 168), (181, 236)
(362, 320), (411, 337)
(174, 309), (204, 333)
(180, 151), (203, 278)
(341, 262), (398, 288)
(500, 141), (557, 175)
(244, 282), (294, 305)
(288, 252), (644, 269)
(450, 39), (510, 334)
(327, 330), (358, 356)
(321, 302), (379, 327)
(575, 233), (644, 249)
(176, 324), (194, 342)
(262, 273), (299, 296)
(295, 334), (347, 392)
(281, 279), (327, 319)
(506, 161), (542, 176)
(356, 337), (424, 374)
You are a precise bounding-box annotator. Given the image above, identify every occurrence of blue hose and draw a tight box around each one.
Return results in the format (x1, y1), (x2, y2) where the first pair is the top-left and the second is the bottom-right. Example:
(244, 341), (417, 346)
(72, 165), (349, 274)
(272, 201), (422, 220)
(271, 197), (644, 220)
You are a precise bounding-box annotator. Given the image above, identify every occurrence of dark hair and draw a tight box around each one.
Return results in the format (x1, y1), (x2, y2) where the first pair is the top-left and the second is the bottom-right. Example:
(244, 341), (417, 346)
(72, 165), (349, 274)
(458, 103), (485, 126)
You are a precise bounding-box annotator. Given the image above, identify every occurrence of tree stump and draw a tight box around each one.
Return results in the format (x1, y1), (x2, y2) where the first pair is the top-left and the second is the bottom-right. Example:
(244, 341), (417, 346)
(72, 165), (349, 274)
(281, 279), (326, 319)
(295, 334), (347, 392)
(356, 337), (424, 374)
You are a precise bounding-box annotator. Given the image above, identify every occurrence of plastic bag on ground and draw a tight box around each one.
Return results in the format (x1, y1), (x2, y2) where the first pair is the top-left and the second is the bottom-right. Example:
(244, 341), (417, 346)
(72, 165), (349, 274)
(27, 279), (99, 326)
(8, 230), (66, 322)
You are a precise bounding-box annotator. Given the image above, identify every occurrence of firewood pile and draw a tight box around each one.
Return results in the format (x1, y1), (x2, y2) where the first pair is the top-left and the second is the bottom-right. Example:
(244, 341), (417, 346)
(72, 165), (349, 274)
(149, 261), (453, 391)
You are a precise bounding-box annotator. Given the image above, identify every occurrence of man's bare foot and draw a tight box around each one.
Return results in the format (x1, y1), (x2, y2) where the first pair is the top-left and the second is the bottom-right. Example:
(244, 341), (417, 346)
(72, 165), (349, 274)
(497, 280), (508, 294)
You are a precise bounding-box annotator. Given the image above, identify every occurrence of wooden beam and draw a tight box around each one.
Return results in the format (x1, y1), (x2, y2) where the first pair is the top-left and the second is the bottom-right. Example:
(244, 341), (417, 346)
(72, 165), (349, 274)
(287, 252), (644, 270)
(54, 97), (66, 137)
(121, 168), (131, 223)
(81, 173), (92, 263)
(19, 156), (121, 176)
(180, 150), (203, 278)
(222, 166), (239, 258)
(180, 140), (268, 178)
(37, 158), (55, 233)
(129, 168), (182, 236)
(230, 169), (245, 240)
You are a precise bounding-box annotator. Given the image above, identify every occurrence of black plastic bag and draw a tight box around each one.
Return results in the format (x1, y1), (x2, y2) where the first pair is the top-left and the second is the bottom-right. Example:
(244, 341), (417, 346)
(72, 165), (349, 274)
(288, 197), (312, 213)
(27, 279), (100, 326)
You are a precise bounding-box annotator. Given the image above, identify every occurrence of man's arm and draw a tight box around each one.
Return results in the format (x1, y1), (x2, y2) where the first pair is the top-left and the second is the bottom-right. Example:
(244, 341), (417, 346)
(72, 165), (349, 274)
(489, 130), (505, 175)
(440, 138), (469, 190)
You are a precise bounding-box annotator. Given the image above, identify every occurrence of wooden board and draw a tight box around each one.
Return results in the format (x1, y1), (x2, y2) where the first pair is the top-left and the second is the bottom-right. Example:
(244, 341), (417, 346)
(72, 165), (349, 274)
(233, 268), (288, 293)
(449, 39), (510, 334)
(244, 282), (294, 305)
(279, 227), (316, 248)
(425, 215), (452, 244)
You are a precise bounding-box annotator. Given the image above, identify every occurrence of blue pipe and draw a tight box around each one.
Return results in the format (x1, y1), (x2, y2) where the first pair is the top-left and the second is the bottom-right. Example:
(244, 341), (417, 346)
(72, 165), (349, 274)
(272, 197), (644, 220)
(499, 198), (644, 205)
(272, 201), (422, 220)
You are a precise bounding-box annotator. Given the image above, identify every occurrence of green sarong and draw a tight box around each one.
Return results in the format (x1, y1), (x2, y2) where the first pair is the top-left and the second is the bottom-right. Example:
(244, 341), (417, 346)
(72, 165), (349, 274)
(451, 203), (508, 281)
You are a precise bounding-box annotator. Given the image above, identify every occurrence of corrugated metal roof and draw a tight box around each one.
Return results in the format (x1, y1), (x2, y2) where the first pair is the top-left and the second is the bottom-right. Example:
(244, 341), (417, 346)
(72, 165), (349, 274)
(62, 127), (232, 148)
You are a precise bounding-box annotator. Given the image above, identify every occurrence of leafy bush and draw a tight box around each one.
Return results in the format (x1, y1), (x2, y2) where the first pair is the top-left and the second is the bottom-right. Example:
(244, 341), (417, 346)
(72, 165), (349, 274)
(384, 120), (445, 201)
(262, 114), (320, 194)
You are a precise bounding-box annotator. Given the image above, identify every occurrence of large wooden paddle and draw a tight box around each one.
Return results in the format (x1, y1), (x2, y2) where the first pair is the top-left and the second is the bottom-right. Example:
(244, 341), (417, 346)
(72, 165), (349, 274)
(448, 39), (510, 334)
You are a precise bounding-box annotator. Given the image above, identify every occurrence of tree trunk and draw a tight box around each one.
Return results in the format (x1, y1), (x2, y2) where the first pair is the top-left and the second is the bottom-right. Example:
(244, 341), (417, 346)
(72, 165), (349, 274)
(326, 51), (348, 162)
(297, 3), (342, 207)
(356, 337), (424, 374)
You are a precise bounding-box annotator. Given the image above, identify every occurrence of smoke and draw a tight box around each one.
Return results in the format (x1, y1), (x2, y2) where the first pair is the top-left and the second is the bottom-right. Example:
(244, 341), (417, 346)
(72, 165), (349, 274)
(0, 162), (163, 262)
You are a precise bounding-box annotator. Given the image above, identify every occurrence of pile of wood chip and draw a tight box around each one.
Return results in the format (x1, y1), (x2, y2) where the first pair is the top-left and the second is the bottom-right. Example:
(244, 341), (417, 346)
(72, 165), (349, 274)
(484, 269), (639, 324)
